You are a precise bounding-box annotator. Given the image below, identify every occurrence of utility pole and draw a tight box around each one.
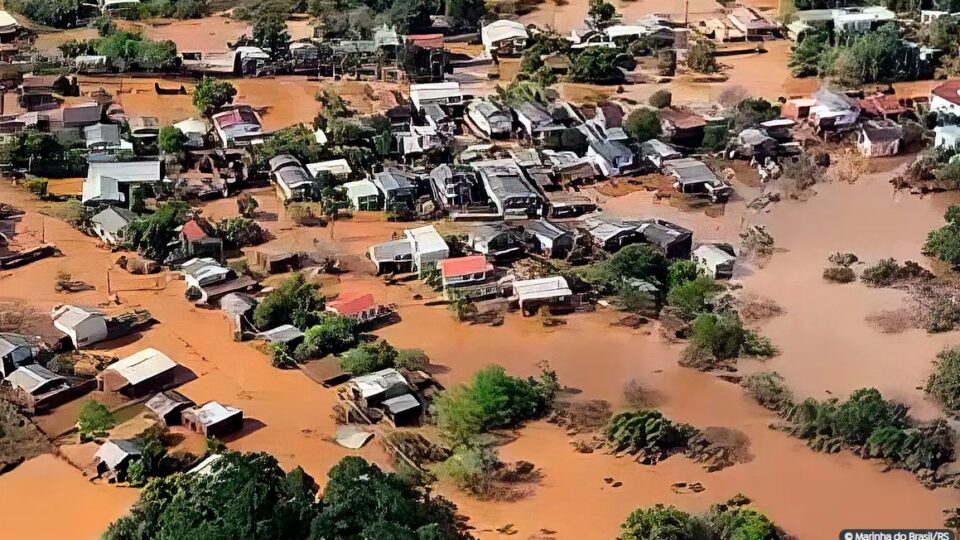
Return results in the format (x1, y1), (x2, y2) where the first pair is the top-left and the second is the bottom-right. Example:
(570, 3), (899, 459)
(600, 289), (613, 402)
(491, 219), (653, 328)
(685, 0), (690, 27)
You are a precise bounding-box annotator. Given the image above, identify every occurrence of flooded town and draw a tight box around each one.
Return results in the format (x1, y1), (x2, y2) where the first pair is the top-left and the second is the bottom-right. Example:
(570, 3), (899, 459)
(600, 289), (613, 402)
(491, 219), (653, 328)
(1, 0), (960, 538)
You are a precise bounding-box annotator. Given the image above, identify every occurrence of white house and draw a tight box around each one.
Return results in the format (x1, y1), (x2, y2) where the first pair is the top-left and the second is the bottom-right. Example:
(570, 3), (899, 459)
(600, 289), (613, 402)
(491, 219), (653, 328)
(935, 125), (960, 150)
(342, 179), (382, 211)
(692, 244), (736, 279)
(51, 305), (108, 349)
(173, 118), (208, 148)
(306, 159), (352, 180)
(90, 206), (137, 246)
(82, 160), (162, 204)
(930, 80), (960, 116)
(856, 120), (902, 158)
(405, 225), (450, 276)
(409, 82), (465, 111)
(481, 19), (528, 56)
(512, 276), (573, 315)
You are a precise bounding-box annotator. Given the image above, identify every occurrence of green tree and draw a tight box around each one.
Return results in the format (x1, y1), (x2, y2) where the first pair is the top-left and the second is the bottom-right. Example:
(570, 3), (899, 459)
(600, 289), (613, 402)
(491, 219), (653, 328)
(686, 41), (718, 74)
(624, 108), (662, 144)
(293, 314), (359, 360)
(789, 30), (831, 77)
(689, 311), (746, 360)
(444, 0), (485, 30)
(587, 0), (620, 30)
(77, 400), (115, 439)
(619, 504), (704, 540)
(158, 125), (187, 154)
(925, 205), (960, 266)
(125, 201), (189, 261)
(257, 123), (323, 168)
(926, 347), (960, 417)
(338, 339), (398, 375)
(668, 259), (700, 289)
(567, 47), (625, 84)
(666, 276), (721, 321)
(648, 89), (672, 108)
(193, 77), (238, 117)
(252, 272), (325, 329)
(396, 348), (430, 370)
(215, 217), (266, 249)
(253, 16), (291, 59)
(387, 0), (437, 33)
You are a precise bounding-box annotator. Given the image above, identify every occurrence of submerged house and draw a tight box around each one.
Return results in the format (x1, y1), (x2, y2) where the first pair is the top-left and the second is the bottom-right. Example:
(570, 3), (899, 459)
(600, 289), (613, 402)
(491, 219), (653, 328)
(182, 401), (244, 438)
(270, 154), (314, 202)
(512, 276), (573, 315)
(145, 390), (195, 426)
(809, 87), (860, 132)
(82, 160), (162, 205)
(641, 139), (682, 169)
(51, 305), (108, 349)
(693, 244), (736, 279)
(372, 168), (419, 210)
(409, 82), (466, 112)
(4, 364), (68, 401)
(98, 348), (178, 397)
(94, 439), (142, 482)
(635, 219), (693, 259)
(89, 206), (137, 246)
(474, 159), (543, 219)
(436, 255), (495, 297)
(587, 139), (635, 177)
(663, 158), (732, 203)
(368, 225), (449, 276)
(930, 80), (960, 115)
(514, 101), (563, 144)
(582, 217), (640, 252)
(211, 106), (264, 147)
(0, 332), (38, 377)
(469, 223), (525, 258)
(467, 99), (513, 139)
(523, 220), (574, 258)
(429, 164), (479, 209)
(481, 19), (529, 57)
(659, 109), (706, 146)
(856, 120), (903, 157)
(346, 368), (421, 426)
(177, 219), (223, 262)
(326, 292), (391, 325)
(342, 179), (382, 211)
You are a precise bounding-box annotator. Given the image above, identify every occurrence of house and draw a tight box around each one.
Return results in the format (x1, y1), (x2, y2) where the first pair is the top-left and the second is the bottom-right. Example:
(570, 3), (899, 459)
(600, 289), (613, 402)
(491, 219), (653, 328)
(178, 219), (223, 262)
(89, 206), (137, 246)
(429, 164), (478, 209)
(635, 219), (693, 258)
(934, 125), (960, 150)
(83, 123), (129, 152)
(219, 292), (256, 340)
(514, 101), (563, 143)
(467, 99), (513, 139)
(98, 348), (179, 397)
(663, 158), (732, 203)
(173, 118), (208, 148)
(641, 139), (683, 168)
(19, 74), (75, 111)
(512, 276), (573, 315)
(727, 7), (779, 37)
(372, 168), (419, 210)
(82, 160), (162, 204)
(759, 118), (795, 140)
(257, 325), (305, 347)
(787, 7), (895, 39)
(437, 255), (495, 293)
(659, 108), (706, 146)
(270, 155), (314, 202)
(368, 225), (449, 276)
(397, 125), (443, 158)
(342, 179), (382, 211)
(181, 401), (244, 438)
(182, 259), (230, 290)
(211, 106), (264, 147)
(381, 394), (422, 426)
(128, 116), (160, 140)
(468, 224), (525, 258)
(930, 80), (960, 116)
(51, 305), (108, 349)
(523, 220), (574, 258)
(145, 390), (195, 426)
(306, 159), (352, 181)
(326, 292), (390, 325)
(474, 159), (543, 219)
(232, 46), (270, 75)
(481, 19), (529, 57)
(4, 364), (67, 397)
(582, 217), (640, 251)
(94, 439), (142, 482)
(420, 104), (454, 135)
(858, 94), (911, 120)
(543, 150), (598, 185)
(780, 97), (818, 120)
(0, 332), (38, 377)
(587, 139), (635, 177)
(857, 120), (903, 157)
(728, 129), (777, 160)
(809, 87), (860, 131)
(0, 10), (33, 47)
(347, 368), (413, 406)
(409, 82), (465, 111)
(693, 244), (736, 279)
(368, 239), (415, 274)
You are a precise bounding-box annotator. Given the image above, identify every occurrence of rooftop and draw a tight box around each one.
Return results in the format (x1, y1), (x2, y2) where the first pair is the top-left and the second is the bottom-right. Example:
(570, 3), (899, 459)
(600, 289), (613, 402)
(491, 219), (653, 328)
(438, 255), (494, 279)
(327, 292), (377, 316)
(185, 401), (242, 427)
(105, 348), (178, 386)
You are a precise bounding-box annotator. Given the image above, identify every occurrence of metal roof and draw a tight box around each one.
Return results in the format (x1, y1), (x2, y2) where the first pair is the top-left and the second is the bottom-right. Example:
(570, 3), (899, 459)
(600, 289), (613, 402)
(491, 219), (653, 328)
(4, 364), (65, 394)
(662, 158), (720, 186)
(306, 159), (352, 177)
(95, 439), (141, 470)
(0, 332), (32, 358)
(51, 305), (103, 330)
(382, 393), (420, 414)
(145, 390), (194, 418)
(513, 276), (572, 301)
(481, 19), (528, 47)
(105, 348), (178, 386)
(184, 401), (242, 427)
(349, 368), (409, 399)
(258, 324), (304, 343)
(405, 225), (449, 256)
(90, 206), (137, 235)
(83, 123), (121, 147)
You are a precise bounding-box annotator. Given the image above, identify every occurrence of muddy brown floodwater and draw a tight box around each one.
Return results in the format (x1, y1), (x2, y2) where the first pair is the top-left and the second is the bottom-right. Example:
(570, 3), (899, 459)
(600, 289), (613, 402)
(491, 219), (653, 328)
(1, 153), (959, 539)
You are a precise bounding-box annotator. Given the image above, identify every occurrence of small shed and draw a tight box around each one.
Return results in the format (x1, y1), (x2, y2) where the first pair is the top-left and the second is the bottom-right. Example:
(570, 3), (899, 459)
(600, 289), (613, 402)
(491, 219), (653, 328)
(90, 206), (137, 246)
(347, 368), (412, 407)
(181, 401), (244, 438)
(342, 179), (382, 211)
(98, 348), (178, 397)
(641, 139), (682, 168)
(94, 439), (142, 482)
(693, 244), (736, 279)
(381, 394), (422, 426)
(523, 220), (574, 258)
(258, 324), (305, 347)
(145, 390), (195, 426)
(0, 332), (39, 377)
(636, 219), (693, 259)
(51, 305), (108, 349)
(857, 120), (902, 157)
(512, 276), (573, 315)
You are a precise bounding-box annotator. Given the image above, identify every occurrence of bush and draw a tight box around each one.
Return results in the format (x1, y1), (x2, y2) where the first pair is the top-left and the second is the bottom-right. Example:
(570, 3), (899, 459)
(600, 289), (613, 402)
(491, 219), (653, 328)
(215, 217), (266, 249)
(666, 276), (721, 320)
(648, 90), (672, 108)
(294, 314), (359, 361)
(125, 201), (189, 261)
(689, 311), (746, 360)
(603, 410), (696, 459)
(860, 259), (932, 287)
(742, 372), (793, 412)
(269, 341), (295, 369)
(619, 504), (705, 540)
(686, 41), (718, 74)
(338, 340), (398, 376)
(624, 108), (662, 144)
(252, 272), (324, 330)
(77, 400), (115, 439)
(828, 252), (859, 267)
(435, 365), (558, 445)
(926, 347), (960, 417)
(823, 266), (856, 283)
(395, 348), (430, 371)
(668, 259), (700, 289)
(440, 443), (499, 497)
(924, 205), (960, 266)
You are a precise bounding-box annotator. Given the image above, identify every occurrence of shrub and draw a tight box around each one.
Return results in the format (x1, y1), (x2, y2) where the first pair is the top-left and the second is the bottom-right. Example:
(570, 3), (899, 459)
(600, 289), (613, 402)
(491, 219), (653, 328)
(624, 108), (662, 144)
(77, 400), (115, 439)
(823, 266), (856, 283)
(689, 311), (746, 360)
(924, 205), (960, 266)
(666, 276), (721, 320)
(926, 347), (960, 417)
(252, 272), (325, 330)
(686, 41), (718, 74)
(215, 217), (266, 249)
(269, 341), (295, 369)
(603, 409), (696, 459)
(294, 314), (359, 361)
(440, 443), (499, 497)
(742, 372), (793, 412)
(619, 504), (705, 540)
(828, 252), (859, 267)
(648, 89), (672, 108)
(338, 340), (398, 376)
(435, 365), (558, 445)
(860, 259), (932, 287)
(667, 259), (700, 289)
(125, 201), (189, 261)
(395, 348), (430, 371)
(158, 125), (187, 154)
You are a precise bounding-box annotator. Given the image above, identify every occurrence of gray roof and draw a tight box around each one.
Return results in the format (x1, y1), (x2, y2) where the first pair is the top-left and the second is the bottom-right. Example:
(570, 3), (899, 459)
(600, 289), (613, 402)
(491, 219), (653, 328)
(145, 390), (194, 418)
(514, 101), (554, 128)
(475, 159), (539, 202)
(258, 324), (304, 344)
(369, 239), (414, 263)
(0, 332), (33, 357)
(590, 139), (634, 163)
(373, 167), (418, 194)
(421, 103), (449, 123)
(4, 364), (65, 394)
(582, 216), (636, 243)
(63, 102), (101, 125)
(383, 393), (420, 414)
(634, 219), (692, 247)
(95, 439), (142, 470)
(87, 160), (161, 184)
(663, 158), (719, 186)
(91, 206), (137, 235)
(524, 220), (570, 241)
(219, 292), (257, 315)
(269, 154), (302, 172)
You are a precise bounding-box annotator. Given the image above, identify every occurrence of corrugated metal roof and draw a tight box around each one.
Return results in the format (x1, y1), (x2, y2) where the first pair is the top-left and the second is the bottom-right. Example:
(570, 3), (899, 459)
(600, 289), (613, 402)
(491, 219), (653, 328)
(105, 348), (178, 386)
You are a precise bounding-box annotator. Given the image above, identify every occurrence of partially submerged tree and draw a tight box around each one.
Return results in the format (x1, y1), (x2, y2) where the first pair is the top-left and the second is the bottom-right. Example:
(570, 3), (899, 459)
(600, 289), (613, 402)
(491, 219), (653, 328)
(587, 0), (620, 30)
(338, 339), (398, 375)
(624, 108), (662, 145)
(193, 77), (238, 117)
(125, 201), (189, 261)
(924, 206), (960, 266)
(253, 16), (291, 59)
(686, 41), (719, 74)
(252, 272), (325, 330)
(294, 314), (359, 361)
(926, 347), (960, 417)
(77, 400), (115, 440)
(158, 125), (187, 155)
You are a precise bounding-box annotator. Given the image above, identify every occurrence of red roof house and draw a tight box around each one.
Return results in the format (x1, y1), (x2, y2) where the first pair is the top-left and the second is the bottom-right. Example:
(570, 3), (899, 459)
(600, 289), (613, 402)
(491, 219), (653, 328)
(327, 292), (376, 317)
